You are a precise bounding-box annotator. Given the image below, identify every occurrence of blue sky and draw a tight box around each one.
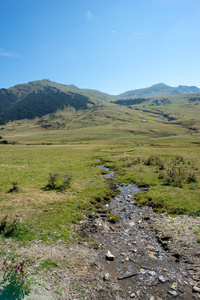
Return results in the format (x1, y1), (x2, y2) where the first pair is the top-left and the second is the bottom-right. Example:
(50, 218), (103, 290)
(0, 0), (200, 94)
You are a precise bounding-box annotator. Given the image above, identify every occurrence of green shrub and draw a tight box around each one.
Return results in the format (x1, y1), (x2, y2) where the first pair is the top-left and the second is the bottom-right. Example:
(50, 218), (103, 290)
(8, 182), (20, 193)
(144, 155), (164, 170)
(43, 173), (72, 191)
(187, 172), (197, 183)
(0, 214), (20, 237)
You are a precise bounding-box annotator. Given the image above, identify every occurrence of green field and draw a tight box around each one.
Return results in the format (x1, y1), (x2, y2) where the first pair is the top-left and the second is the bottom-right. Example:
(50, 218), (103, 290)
(0, 92), (200, 243)
(0, 134), (199, 243)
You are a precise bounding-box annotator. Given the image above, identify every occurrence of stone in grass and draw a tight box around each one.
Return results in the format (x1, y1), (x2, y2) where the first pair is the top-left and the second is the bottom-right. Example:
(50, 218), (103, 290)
(105, 251), (115, 261)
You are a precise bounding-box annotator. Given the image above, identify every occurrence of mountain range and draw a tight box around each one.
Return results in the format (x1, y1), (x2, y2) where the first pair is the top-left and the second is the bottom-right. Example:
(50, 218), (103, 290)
(0, 79), (199, 124)
(118, 83), (200, 99)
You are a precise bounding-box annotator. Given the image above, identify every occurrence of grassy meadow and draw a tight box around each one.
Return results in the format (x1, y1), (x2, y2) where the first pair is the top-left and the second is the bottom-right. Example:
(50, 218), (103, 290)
(0, 97), (200, 244)
(0, 142), (115, 243)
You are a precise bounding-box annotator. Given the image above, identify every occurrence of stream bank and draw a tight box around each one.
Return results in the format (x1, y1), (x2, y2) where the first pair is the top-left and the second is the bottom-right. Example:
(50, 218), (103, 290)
(86, 163), (198, 299)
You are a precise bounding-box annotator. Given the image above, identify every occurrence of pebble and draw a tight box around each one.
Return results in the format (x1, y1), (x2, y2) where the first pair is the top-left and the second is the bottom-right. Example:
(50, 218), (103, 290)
(130, 293), (136, 298)
(103, 273), (110, 281)
(105, 251), (115, 261)
(125, 257), (129, 261)
(140, 268), (145, 273)
(129, 221), (135, 227)
(171, 282), (178, 290)
(193, 286), (200, 293)
(148, 271), (156, 276)
(148, 253), (158, 260)
(136, 290), (140, 296)
(168, 290), (178, 297)
(158, 275), (167, 283)
(147, 245), (155, 250)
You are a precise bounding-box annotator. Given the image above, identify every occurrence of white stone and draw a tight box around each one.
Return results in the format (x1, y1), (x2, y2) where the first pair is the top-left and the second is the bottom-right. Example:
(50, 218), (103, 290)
(148, 271), (156, 276)
(129, 222), (135, 227)
(168, 290), (178, 297)
(105, 251), (115, 261)
(103, 273), (110, 281)
(159, 275), (166, 283)
(193, 286), (200, 293)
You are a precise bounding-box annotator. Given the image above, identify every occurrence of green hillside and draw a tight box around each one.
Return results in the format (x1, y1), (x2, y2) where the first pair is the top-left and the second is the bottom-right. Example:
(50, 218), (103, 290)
(0, 83), (95, 125)
(8, 79), (114, 103)
(0, 79), (199, 144)
(1, 79), (199, 128)
(114, 93), (200, 134)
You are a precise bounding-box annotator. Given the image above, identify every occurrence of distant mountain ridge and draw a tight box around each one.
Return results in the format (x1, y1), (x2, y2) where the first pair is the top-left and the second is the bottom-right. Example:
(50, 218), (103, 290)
(0, 79), (200, 124)
(117, 83), (200, 99)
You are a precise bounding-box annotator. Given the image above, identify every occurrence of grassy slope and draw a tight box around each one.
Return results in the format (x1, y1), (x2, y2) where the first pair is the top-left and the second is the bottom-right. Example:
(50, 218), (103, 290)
(8, 79), (114, 104)
(4, 93), (199, 144)
(129, 93), (200, 132)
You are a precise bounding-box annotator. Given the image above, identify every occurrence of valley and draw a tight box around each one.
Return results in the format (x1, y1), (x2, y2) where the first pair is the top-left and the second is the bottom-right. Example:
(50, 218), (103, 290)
(0, 80), (200, 299)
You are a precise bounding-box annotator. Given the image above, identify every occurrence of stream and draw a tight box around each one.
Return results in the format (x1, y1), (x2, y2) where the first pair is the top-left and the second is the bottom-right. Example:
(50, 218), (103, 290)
(94, 163), (193, 299)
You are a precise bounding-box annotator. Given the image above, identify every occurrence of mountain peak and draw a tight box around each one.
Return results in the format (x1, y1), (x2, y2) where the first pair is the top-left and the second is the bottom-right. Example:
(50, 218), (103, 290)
(150, 83), (170, 88)
(40, 78), (52, 83)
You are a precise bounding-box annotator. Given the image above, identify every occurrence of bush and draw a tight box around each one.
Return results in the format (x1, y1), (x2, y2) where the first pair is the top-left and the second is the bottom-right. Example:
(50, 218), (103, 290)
(144, 155), (165, 170)
(0, 215), (20, 237)
(8, 182), (20, 193)
(187, 172), (197, 183)
(0, 140), (8, 144)
(43, 173), (72, 191)
(160, 165), (197, 188)
(163, 166), (185, 188)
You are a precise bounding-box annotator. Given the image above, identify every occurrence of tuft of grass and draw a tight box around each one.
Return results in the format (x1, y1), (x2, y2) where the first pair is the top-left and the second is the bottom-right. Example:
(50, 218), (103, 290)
(107, 214), (119, 223)
(36, 258), (58, 271)
(8, 182), (20, 193)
